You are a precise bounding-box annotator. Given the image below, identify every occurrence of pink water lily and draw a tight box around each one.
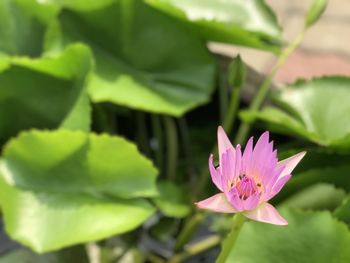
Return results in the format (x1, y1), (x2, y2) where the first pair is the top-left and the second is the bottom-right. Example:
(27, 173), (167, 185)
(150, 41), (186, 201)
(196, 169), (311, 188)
(196, 127), (306, 225)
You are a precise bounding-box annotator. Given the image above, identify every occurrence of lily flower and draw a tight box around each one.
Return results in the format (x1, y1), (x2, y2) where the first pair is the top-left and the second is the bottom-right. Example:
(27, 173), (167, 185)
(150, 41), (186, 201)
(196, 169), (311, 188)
(196, 127), (306, 225)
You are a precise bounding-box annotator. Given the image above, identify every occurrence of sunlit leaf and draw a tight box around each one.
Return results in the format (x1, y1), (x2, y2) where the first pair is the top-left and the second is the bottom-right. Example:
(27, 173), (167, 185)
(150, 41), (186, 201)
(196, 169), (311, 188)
(48, 0), (216, 116)
(280, 183), (346, 211)
(223, 209), (350, 262)
(0, 0), (58, 56)
(0, 44), (92, 141)
(334, 196), (350, 225)
(0, 130), (158, 198)
(0, 176), (155, 253)
(240, 77), (350, 150)
(145, 0), (282, 52)
(305, 0), (327, 28)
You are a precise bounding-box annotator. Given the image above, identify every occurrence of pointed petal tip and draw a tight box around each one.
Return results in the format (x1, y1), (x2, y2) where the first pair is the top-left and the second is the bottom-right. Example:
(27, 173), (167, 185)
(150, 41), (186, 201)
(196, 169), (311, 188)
(196, 193), (237, 213)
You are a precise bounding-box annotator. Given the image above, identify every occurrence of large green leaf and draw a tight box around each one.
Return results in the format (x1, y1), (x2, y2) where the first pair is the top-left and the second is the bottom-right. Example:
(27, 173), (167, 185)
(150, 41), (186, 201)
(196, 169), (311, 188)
(272, 149), (350, 204)
(0, 44), (92, 141)
(223, 209), (350, 262)
(0, 0), (58, 56)
(49, 0), (215, 116)
(334, 196), (350, 225)
(280, 183), (346, 211)
(145, 0), (282, 52)
(240, 77), (350, 150)
(0, 130), (158, 198)
(0, 247), (88, 263)
(0, 176), (155, 253)
(153, 181), (190, 218)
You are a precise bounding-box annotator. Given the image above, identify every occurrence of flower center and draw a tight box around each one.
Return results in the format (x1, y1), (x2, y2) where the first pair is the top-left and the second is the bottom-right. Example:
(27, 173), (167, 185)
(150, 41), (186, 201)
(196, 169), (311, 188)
(235, 175), (258, 200)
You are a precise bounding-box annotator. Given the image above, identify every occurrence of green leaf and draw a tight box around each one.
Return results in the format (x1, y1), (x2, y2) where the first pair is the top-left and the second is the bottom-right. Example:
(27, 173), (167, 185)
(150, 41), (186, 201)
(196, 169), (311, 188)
(0, 0), (58, 56)
(280, 183), (346, 211)
(277, 165), (350, 203)
(274, 149), (350, 203)
(224, 209), (350, 262)
(0, 130), (158, 198)
(50, 0), (215, 116)
(145, 0), (282, 52)
(305, 0), (327, 28)
(240, 77), (350, 150)
(153, 181), (190, 218)
(0, 176), (155, 253)
(334, 196), (350, 225)
(0, 246), (89, 263)
(0, 44), (92, 141)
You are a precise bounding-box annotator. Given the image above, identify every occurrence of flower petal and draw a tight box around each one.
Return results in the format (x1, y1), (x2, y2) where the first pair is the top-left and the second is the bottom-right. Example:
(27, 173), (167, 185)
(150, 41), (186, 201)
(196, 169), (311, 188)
(242, 136), (253, 175)
(217, 126), (234, 167)
(278, 151), (306, 178)
(243, 203), (288, 225)
(196, 193), (237, 213)
(221, 148), (236, 183)
(234, 144), (242, 179)
(209, 154), (223, 191)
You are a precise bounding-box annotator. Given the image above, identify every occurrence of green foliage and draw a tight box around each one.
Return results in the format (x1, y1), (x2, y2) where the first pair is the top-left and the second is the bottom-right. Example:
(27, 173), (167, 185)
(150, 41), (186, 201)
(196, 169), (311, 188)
(0, 130), (158, 252)
(153, 181), (190, 218)
(0, 175), (155, 253)
(240, 77), (350, 150)
(0, 247), (89, 263)
(145, 0), (282, 52)
(228, 55), (247, 88)
(0, 44), (92, 141)
(0, 0), (58, 57)
(48, 0), (216, 116)
(305, 0), (327, 28)
(0, 130), (158, 198)
(224, 209), (350, 263)
(334, 196), (350, 225)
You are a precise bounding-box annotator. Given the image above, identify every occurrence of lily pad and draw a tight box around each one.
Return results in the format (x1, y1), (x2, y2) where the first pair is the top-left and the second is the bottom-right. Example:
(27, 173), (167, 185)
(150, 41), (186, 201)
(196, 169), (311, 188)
(49, 0), (216, 116)
(240, 77), (350, 150)
(0, 0), (57, 57)
(145, 0), (282, 52)
(223, 209), (350, 262)
(0, 176), (155, 253)
(0, 44), (92, 141)
(153, 181), (190, 218)
(0, 130), (158, 198)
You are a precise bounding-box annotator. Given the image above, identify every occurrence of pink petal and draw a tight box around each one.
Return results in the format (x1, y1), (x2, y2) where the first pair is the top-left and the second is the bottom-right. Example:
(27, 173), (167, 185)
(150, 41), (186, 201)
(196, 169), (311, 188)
(217, 126), (234, 167)
(278, 151), (306, 178)
(242, 136), (253, 175)
(264, 173), (292, 201)
(209, 154), (223, 192)
(221, 148), (236, 183)
(243, 203), (288, 225)
(196, 193), (237, 213)
(242, 193), (261, 211)
(234, 144), (242, 179)
(253, 131), (270, 159)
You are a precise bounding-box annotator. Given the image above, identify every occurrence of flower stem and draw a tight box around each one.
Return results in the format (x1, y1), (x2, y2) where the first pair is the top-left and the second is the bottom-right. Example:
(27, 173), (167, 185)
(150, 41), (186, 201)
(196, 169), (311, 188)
(216, 213), (246, 263)
(174, 213), (204, 252)
(163, 116), (178, 180)
(151, 115), (164, 175)
(219, 67), (229, 124)
(169, 235), (221, 263)
(136, 112), (151, 156)
(234, 30), (305, 144)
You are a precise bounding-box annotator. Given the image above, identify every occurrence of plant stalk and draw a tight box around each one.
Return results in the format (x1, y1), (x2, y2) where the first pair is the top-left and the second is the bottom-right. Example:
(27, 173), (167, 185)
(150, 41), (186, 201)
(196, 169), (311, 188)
(163, 116), (178, 180)
(234, 30), (305, 144)
(216, 213), (246, 263)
